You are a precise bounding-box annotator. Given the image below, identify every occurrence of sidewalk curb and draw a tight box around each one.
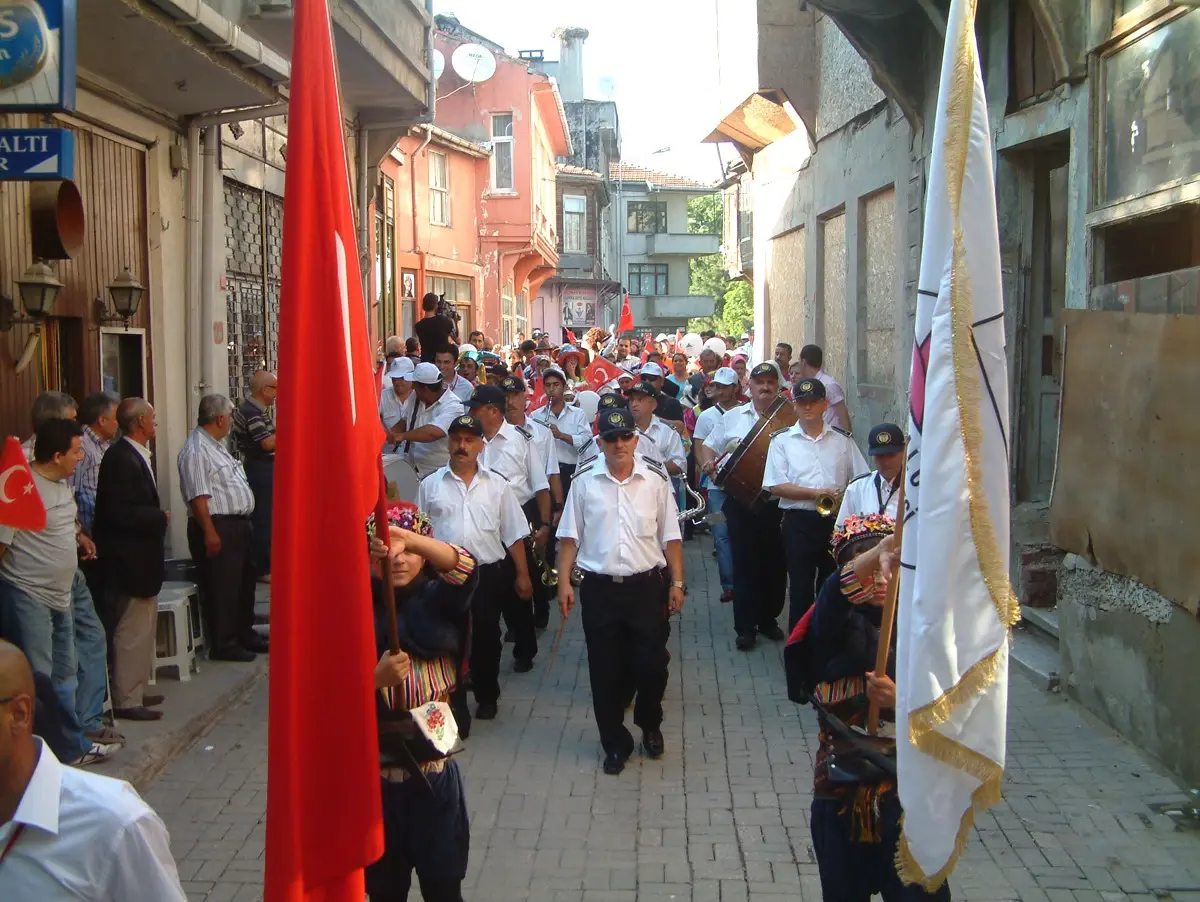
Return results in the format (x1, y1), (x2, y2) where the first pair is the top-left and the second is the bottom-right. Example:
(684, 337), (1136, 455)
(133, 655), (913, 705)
(118, 658), (269, 792)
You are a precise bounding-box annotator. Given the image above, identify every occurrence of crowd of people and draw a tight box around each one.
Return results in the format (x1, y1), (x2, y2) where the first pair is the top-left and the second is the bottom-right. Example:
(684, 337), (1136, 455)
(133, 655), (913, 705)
(362, 292), (925, 900)
(0, 288), (928, 901)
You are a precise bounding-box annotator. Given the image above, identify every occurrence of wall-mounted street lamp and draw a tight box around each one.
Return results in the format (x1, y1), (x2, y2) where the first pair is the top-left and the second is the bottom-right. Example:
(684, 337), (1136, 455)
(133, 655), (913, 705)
(96, 267), (145, 328)
(0, 261), (64, 332)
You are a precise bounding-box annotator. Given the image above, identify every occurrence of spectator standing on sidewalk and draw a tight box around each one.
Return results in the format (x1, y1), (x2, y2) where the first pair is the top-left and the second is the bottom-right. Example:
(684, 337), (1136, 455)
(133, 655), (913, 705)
(0, 419), (117, 765)
(178, 395), (267, 662)
(24, 391), (118, 748)
(0, 640), (187, 900)
(232, 370), (278, 583)
(94, 399), (169, 722)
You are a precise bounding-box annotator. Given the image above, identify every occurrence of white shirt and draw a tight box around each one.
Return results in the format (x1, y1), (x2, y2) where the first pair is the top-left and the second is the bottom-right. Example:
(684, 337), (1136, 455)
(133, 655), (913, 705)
(638, 417), (687, 473)
(379, 385), (415, 432)
(479, 421), (549, 505)
(522, 418), (559, 478)
(836, 469), (902, 527)
(558, 456), (681, 576)
(815, 370), (849, 430)
(530, 402), (592, 466)
(447, 374), (475, 402)
(418, 465), (527, 565)
(762, 423), (868, 511)
(407, 388), (466, 476)
(0, 739), (186, 901)
(124, 436), (155, 485)
(693, 404), (736, 488)
(702, 402), (767, 458)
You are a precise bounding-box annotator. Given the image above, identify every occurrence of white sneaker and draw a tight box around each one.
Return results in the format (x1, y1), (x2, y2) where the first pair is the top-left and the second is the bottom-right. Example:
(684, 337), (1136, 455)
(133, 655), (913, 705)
(70, 741), (118, 767)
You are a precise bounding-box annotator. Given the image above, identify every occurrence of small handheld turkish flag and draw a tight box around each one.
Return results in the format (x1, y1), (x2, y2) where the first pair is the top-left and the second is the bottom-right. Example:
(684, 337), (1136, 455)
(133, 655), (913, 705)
(617, 293), (634, 334)
(584, 356), (623, 392)
(0, 436), (46, 531)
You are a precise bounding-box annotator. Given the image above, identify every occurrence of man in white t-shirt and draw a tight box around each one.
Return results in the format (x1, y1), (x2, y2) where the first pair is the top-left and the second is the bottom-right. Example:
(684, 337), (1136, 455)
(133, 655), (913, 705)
(796, 344), (852, 433)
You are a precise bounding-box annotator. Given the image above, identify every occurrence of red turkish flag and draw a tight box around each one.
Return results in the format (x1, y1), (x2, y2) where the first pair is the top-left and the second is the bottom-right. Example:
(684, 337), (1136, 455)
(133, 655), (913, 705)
(584, 356), (623, 392)
(617, 292), (634, 333)
(265, 1), (385, 900)
(528, 380), (548, 411)
(0, 436), (45, 531)
(564, 327), (578, 344)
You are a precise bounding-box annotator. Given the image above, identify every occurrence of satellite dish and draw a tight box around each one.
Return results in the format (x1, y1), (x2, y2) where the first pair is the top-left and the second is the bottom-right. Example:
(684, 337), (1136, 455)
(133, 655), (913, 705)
(451, 43), (497, 83)
(431, 49), (445, 81)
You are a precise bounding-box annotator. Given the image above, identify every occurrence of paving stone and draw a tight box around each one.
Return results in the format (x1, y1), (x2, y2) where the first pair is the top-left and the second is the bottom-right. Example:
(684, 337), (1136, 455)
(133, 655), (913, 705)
(150, 536), (1200, 901)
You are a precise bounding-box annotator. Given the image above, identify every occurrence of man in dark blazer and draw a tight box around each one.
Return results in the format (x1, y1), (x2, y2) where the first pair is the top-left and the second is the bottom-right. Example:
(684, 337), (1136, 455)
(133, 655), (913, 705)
(94, 398), (169, 721)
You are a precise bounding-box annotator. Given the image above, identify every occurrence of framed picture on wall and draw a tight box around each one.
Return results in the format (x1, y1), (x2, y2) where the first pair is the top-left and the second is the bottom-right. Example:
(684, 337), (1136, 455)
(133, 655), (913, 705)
(401, 270), (417, 300)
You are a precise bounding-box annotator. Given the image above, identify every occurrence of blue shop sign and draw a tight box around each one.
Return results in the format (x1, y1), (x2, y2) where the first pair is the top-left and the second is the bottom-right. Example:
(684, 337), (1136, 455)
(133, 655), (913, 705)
(0, 127), (74, 179)
(0, 0), (76, 112)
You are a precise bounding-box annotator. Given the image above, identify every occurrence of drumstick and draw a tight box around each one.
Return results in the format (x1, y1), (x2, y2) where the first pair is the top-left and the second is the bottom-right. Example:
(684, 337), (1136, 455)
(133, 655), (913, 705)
(545, 610), (569, 677)
(867, 446), (908, 735)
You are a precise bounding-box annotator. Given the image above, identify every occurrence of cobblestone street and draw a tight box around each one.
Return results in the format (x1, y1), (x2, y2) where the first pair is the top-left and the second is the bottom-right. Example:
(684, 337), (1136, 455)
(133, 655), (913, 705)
(147, 536), (1200, 902)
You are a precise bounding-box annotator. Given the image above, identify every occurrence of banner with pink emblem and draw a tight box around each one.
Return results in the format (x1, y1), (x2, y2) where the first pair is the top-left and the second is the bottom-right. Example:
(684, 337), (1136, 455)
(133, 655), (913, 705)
(895, 0), (1021, 888)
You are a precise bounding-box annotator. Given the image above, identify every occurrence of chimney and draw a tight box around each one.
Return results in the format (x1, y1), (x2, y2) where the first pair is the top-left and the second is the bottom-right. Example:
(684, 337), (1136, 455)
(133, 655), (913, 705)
(553, 26), (589, 103)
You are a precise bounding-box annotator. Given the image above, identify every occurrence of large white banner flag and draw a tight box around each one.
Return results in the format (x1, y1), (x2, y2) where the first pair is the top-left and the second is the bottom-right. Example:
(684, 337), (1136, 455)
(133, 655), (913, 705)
(897, 0), (1021, 888)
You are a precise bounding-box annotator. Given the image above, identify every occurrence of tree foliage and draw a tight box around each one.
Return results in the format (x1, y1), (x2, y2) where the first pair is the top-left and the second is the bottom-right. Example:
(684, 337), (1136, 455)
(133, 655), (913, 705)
(686, 195), (753, 337)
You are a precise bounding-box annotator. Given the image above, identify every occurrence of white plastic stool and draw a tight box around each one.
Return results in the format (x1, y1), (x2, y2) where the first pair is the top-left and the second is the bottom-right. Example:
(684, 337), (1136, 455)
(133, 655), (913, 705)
(161, 580), (206, 654)
(152, 590), (198, 683)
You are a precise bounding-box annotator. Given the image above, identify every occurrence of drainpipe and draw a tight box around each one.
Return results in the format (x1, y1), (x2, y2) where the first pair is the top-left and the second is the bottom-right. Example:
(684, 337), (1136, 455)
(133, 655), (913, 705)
(358, 124), (372, 318)
(185, 122), (203, 407)
(199, 126), (220, 394)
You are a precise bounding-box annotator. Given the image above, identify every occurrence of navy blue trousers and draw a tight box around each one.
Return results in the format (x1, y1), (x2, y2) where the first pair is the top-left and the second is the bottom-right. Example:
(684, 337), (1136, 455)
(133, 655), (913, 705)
(365, 761), (469, 902)
(811, 793), (952, 902)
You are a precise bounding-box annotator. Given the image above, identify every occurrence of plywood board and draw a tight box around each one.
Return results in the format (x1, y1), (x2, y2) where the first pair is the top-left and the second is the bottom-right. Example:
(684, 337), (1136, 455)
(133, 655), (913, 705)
(1050, 311), (1198, 614)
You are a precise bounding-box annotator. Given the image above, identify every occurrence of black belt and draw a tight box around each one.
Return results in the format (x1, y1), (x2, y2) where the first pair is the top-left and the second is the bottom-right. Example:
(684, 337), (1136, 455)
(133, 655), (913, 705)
(580, 569), (662, 585)
(210, 513), (251, 521)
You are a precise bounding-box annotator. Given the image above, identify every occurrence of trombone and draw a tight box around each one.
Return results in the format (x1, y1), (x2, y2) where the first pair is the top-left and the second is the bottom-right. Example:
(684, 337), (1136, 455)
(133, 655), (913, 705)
(678, 481), (707, 524)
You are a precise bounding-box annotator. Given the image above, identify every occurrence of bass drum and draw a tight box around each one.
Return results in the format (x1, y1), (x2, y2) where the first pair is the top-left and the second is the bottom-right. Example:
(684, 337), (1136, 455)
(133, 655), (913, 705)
(383, 454), (420, 503)
(713, 396), (798, 509)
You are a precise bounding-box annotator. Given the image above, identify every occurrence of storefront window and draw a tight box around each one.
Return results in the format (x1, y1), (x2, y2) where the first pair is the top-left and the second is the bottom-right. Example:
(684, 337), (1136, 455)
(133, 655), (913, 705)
(1102, 10), (1200, 204)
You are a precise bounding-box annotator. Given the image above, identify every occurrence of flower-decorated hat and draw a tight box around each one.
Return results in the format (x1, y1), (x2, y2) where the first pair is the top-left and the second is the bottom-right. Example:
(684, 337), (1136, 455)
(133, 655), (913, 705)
(830, 512), (895, 564)
(366, 500), (434, 539)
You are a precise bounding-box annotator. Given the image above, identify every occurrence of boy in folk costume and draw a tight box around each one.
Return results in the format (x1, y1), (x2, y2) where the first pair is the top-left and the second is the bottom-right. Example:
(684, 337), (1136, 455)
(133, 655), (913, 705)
(785, 514), (950, 902)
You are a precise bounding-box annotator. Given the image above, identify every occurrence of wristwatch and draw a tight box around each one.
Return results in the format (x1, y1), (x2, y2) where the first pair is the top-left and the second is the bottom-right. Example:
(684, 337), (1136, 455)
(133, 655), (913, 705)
(670, 580), (686, 592)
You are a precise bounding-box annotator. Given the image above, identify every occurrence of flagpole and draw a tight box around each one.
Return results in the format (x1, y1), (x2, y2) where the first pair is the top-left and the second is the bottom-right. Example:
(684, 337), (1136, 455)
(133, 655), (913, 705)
(868, 445), (907, 735)
(374, 457), (401, 655)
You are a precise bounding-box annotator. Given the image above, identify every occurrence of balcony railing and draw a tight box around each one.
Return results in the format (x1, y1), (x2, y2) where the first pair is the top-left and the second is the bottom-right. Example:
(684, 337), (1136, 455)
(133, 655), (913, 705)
(645, 233), (721, 257)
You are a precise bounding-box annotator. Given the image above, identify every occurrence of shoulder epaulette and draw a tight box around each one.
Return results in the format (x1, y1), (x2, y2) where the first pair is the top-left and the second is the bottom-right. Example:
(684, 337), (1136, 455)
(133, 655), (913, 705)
(486, 467), (509, 481)
(847, 472), (870, 486)
(832, 426), (852, 438)
(573, 461), (596, 478)
(769, 427), (790, 439)
(641, 456), (669, 481)
(514, 425), (533, 440)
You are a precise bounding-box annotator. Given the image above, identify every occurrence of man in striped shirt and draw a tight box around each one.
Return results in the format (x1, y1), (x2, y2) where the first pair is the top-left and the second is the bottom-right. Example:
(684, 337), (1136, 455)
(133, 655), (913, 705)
(177, 395), (266, 663)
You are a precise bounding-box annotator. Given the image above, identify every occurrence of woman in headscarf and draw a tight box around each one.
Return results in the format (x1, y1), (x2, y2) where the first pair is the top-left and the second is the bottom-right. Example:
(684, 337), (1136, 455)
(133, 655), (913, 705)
(365, 502), (479, 902)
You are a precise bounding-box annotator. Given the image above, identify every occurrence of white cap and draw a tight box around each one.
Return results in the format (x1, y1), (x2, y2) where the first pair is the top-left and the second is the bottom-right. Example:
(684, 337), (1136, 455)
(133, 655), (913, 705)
(458, 343), (477, 356)
(406, 361), (443, 385)
(711, 366), (739, 386)
(542, 365), (567, 383)
(616, 371), (635, 383)
(640, 361), (664, 378)
(386, 356), (415, 380)
(655, 332), (669, 341)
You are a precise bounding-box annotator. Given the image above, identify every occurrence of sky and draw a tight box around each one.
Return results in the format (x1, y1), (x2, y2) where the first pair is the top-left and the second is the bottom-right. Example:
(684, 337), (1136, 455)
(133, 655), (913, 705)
(431, 0), (752, 183)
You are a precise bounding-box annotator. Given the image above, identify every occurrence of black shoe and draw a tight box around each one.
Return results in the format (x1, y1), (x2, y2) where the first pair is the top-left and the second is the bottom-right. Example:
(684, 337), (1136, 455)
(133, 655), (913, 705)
(142, 694), (165, 707)
(603, 750), (629, 775)
(759, 623), (785, 641)
(241, 637), (270, 654)
(513, 658), (534, 673)
(476, 702), (498, 720)
(735, 633), (757, 651)
(642, 728), (665, 759)
(113, 706), (163, 721)
(211, 646), (256, 662)
(253, 613), (270, 626)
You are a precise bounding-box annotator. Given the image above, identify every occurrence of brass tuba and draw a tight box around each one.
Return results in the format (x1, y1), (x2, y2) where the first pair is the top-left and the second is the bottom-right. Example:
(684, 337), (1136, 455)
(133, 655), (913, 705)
(815, 492), (842, 517)
(678, 482), (707, 524)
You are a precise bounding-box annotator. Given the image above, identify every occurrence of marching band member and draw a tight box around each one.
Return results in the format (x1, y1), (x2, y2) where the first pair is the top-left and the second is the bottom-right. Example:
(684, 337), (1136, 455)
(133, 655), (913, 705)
(625, 380), (687, 477)
(417, 414), (532, 722)
(501, 375), (562, 630)
(836, 424), (905, 527)
(556, 408), (685, 776)
(531, 366), (592, 495)
(697, 362), (788, 651)
(763, 378), (867, 629)
(389, 362), (466, 480)
(690, 367), (741, 602)
(578, 395), (666, 467)
(466, 384), (549, 672)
